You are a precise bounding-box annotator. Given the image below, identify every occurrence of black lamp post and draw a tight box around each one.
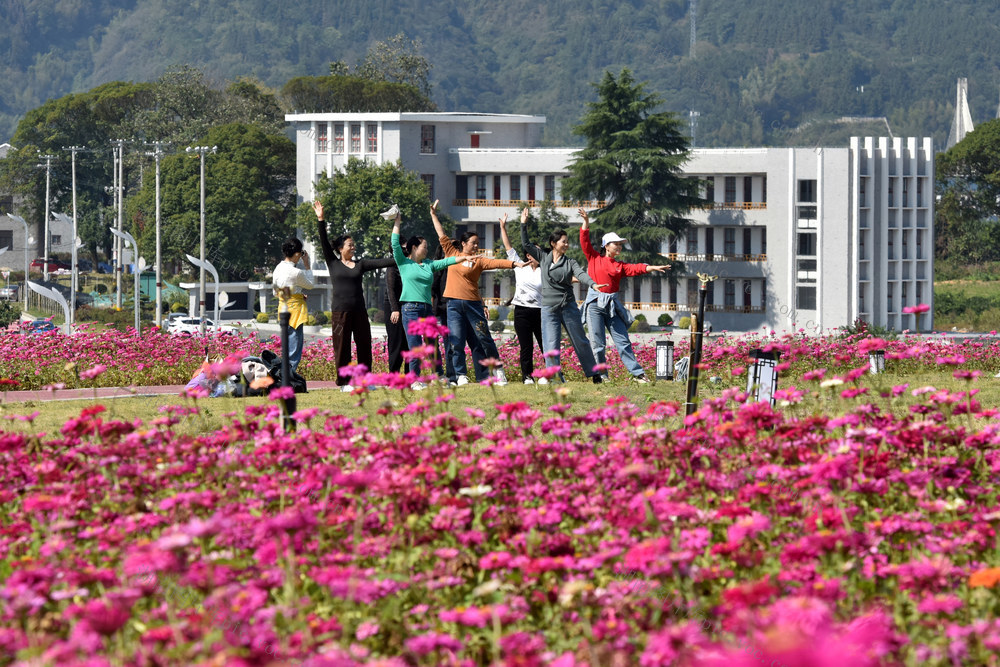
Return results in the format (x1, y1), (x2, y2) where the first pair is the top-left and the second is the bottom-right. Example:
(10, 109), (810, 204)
(685, 273), (715, 416)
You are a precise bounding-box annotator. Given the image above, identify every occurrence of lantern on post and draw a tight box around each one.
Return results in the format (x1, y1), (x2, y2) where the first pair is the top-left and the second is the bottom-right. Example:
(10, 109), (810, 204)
(655, 340), (675, 381)
(746, 349), (781, 407)
(869, 349), (886, 375)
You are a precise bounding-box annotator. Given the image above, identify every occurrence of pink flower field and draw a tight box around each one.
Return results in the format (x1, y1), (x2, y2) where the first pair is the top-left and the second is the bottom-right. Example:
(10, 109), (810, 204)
(2, 329), (1000, 665)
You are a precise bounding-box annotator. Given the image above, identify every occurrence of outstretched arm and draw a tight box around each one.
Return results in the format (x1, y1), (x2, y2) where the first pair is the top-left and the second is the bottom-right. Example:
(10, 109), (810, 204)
(578, 208), (599, 260)
(498, 213), (513, 252)
(312, 200), (335, 266)
(429, 199), (446, 239)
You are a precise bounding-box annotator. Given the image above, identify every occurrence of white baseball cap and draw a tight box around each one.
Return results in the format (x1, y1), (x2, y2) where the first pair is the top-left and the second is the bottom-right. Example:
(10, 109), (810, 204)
(601, 232), (630, 249)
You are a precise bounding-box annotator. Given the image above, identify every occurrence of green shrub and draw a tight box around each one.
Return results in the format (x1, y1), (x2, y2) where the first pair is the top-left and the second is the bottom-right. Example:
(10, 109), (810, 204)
(0, 301), (20, 328)
(367, 307), (378, 322)
(75, 306), (135, 327)
(255, 312), (269, 323)
(306, 314), (318, 326)
(490, 320), (505, 333)
(372, 309), (386, 324)
(658, 313), (674, 327)
(488, 308), (500, 321)
(94, 284), (108, 295)
(170, 302), (186, 313)
(635, 313), (647, 322)
(677, 316), (691, 330)
(312, 311), (329, 326)
(629, 319), (652, 333)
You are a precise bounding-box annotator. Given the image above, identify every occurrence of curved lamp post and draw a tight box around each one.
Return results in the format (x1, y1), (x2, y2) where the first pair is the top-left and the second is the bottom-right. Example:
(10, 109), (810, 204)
(185, 254), (219, 335)
(109, 227), (143, 335)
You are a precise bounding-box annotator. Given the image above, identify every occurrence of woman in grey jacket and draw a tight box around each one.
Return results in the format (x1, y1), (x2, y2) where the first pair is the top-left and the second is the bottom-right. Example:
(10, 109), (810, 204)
(521, 209), (607, 383)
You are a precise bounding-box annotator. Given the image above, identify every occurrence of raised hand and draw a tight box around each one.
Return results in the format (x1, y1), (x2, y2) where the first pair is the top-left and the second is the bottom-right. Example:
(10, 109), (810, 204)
(499, 212), (508, 227)
(578, 207), (589, 228)
(520, 207), (530, 224)
(312, 200), (324, 220)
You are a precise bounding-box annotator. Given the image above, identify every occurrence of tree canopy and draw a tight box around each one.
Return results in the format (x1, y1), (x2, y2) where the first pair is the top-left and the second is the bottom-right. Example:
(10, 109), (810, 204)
(560, 69), (701, 265)
(304, 158), (443, 264)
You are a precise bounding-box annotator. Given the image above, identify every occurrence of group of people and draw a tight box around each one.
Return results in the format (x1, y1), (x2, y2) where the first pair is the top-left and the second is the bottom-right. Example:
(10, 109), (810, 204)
(270, 201), (669, 391)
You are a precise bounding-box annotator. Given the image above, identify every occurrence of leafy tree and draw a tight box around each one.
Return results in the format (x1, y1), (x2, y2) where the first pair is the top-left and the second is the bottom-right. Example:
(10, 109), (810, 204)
(355, 33), (433, 99)
(127, 123), (296, 279)
(304, 158), (442, 262)
(281, 75), (434, 113)
(560, 69), (701, 266)
(936, 119), (1000, 265)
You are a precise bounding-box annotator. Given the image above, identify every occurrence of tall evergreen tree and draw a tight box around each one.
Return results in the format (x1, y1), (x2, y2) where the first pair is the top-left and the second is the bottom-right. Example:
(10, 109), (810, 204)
(561, 69), (702, 265)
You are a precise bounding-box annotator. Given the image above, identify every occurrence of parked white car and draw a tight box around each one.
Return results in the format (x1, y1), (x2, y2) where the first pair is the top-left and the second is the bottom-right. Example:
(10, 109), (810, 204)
(167, 316), (241, 336)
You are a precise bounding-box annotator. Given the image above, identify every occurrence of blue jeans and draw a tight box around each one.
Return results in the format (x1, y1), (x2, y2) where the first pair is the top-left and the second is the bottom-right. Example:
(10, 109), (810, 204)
(447, 299), (497, 382)
(585, 301), (644, 377)
(541, 299), (599, 380)
(401, 302), (444, 377)
(288, 324), (304, 374)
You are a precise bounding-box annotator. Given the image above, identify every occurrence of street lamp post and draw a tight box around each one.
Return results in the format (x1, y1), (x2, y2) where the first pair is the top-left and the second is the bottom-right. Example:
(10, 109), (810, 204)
(62, 145), (87, 326)
(37, 153), (55, 282)
(145, 142), (169, 329)
(110, 139), (127, 310)
(186, 145), (216, 336)
(110, 227), (142, 334)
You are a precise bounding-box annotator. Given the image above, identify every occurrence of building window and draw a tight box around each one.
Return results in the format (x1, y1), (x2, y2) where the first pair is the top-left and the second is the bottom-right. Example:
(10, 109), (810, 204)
(903, 179), (909, 206)
(687, 278), (698, 306)
(743, 280), (753, 308)
(859, 178), (866, 206)
(510, 175), (521, 201)
(632, 279), (640, 303)
(705, 176), (715, 203)
(798, 179), (817, 203)
(52, 235), (62, 246)
(652, 277), (661, 303)
(888, 234), (894, 260)
(888, 179), (894, 207)
(669, 281), (678, 305)
(686, 228), (698, 255)
(916, 231), (923, 258)
(797, 286), (816, 310)
(706, 283), (715, 306)
(420, 125), (435, 154)
(724, 228), (736, 255)
(475, 175), (487, 200)
(917, 179), (923, 206)
(743, 228), (752, 256)
(916, 282), (922, 301)
(724, 279), (736, 307)
(860, 232), (866, 260)
(350, 124), (361, 153)
(902, 282), (907, 300)
(902, 232), (909, 258)
(366, 125), (377, 153)
(333, 124), (344, 153)
(762, 176), (767, 203)
(421, 174), (435, 201)
(493, 175), (501, 201)
(761, 228), (767, 255)
(797, 232), (817, 256)
(859, 288), (865, 313)
(317, 123), (328, 152)
(528, 176), (536, 201)
(669, 235), (678, 254)
(544, 175), (556, 201)
(743, 176), (753, 203)
(887, 283), (893, 312)
(0, 230), (12, 250)
(725, 176), (736, 203)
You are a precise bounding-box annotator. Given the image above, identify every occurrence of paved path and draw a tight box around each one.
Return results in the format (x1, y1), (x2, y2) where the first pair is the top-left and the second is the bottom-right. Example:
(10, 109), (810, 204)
(2, 381), (343, 403)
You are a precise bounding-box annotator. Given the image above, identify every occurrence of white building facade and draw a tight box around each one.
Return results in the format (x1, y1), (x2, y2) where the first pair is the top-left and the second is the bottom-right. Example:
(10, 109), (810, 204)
(287, 111), (933, 334)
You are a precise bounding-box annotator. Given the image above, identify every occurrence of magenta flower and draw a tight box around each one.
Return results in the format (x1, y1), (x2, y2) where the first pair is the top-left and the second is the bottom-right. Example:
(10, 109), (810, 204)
(80, 364), (107, 380)
(903, 303), (930, 314)
(268, 386), (295, 401)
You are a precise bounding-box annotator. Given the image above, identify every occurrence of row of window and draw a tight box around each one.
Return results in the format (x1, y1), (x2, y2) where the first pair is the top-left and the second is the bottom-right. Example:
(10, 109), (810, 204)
(316, 123), (379, 154)
(704, 176), (767, 204)
(859, 282), (924, 314)
(859, 176), (929, 208)
(455, 174), (557, 201)
(671, 227), (767, 256)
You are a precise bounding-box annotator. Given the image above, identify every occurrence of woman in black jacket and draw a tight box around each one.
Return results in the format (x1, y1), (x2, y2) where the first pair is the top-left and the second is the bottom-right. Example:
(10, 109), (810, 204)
(383, 261), (409, 374)
(313, 200), (396, 389)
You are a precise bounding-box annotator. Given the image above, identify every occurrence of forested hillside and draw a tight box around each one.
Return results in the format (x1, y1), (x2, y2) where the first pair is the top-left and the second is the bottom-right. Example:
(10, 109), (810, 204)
(4, 0), (1000, 146)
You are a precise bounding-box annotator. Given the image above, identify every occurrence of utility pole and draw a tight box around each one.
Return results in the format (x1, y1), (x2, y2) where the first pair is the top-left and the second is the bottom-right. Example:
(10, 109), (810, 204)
(145, 142), (170, 329)
(689, 111), (701, 148)
(63, 145), (88, 327)
(186, 145), (217, 336)
(690, 0), (697, 58)
(36, 153), (56, 282)
(111, 139), (127, 310)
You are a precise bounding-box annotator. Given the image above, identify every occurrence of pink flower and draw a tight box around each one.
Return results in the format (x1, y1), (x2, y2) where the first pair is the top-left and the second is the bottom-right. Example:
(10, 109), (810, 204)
(355, 621), (380, 640)
(268, 386), (295, 401)
(406, 316), (449, 338)
(478, 357), (502, 369)
(532, 366), (561, 380)
(903, 303), (930, 314)
(80, 364), (107, 380)
(79, 599), (131, 636)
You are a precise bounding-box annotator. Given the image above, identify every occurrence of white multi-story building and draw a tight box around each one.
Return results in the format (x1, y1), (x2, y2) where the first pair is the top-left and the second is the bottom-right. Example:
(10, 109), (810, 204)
(286, 111), (933, 334)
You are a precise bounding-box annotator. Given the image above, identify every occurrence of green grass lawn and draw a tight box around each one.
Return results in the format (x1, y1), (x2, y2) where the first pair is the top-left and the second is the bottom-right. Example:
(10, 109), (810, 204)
(2, 369), (993, 439)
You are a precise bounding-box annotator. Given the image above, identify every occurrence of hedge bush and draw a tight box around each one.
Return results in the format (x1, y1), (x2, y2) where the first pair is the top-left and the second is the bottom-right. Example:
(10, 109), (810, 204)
(677, 316), (691, 330)
(658, 313), (674, 327)
(255, 312), (269, 323)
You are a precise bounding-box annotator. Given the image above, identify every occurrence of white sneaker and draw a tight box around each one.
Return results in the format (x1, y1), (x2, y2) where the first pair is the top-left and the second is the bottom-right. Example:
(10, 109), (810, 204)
(457, 376), (470, 386)
(410, 381), (427, 391)
(340, 384), (354, 393)
(523, 378), (534, 385)
(537, 377), (549, 385)
(380, 203), (400, 220)
(494, 369), (508, 386)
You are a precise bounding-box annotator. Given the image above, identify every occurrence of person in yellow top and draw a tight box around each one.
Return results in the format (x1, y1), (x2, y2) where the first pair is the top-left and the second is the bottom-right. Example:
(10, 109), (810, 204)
(272, 237), (315, 373)
(429, 200), (527, 386)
